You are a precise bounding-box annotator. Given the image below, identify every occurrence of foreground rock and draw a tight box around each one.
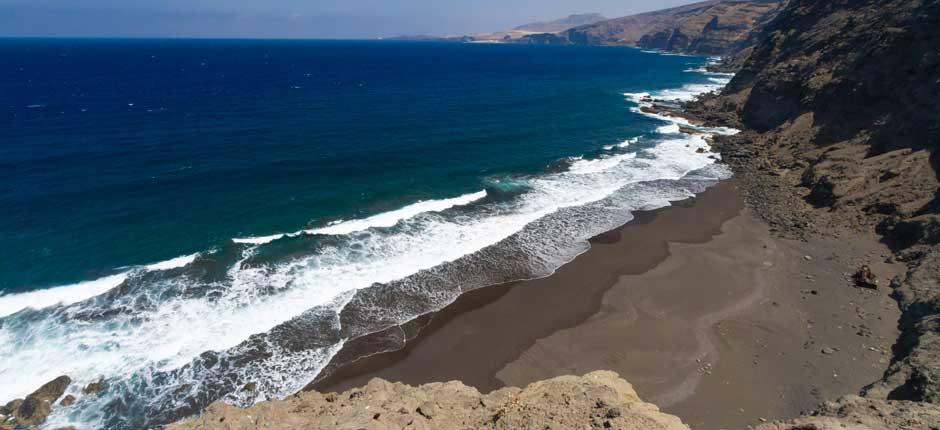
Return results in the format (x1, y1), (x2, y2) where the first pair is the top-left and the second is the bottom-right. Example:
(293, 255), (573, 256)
(0, 376), (71, 430)
(169, 371), (688, 430)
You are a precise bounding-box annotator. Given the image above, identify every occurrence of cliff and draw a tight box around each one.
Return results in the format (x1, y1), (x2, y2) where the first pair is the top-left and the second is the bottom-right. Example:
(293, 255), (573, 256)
(168, 371), (689, 430)
(685, 0), (940, 420)
(522, 0), (784, 55)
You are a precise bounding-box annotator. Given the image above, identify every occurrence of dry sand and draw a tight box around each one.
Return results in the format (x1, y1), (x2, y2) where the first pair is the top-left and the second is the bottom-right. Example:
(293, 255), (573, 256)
(313, 180), (902, 429)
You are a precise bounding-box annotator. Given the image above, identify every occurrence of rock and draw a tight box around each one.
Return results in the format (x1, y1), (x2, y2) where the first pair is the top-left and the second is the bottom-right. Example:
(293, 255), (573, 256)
(416, 401), (437, 419)
(82, 377), (106, 395)
(821, 347), (837, 355)
(0, 375), (71, 429)
(59, 395), (75, 407)
(803, 255), (812, 261)
(168, 371), (690, 430)
(852, 266), (879, 289)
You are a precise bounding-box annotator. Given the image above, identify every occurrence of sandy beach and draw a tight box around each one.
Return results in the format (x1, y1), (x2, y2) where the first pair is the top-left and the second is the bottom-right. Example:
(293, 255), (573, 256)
(311, 180), (903, 429)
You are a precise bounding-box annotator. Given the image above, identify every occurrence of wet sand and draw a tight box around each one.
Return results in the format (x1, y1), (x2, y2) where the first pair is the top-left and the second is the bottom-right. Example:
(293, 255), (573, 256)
(312, 180), (901, 429)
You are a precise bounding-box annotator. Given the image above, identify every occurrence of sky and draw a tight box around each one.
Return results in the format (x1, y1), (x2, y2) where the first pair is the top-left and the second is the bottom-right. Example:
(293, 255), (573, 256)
(0, 0), (699, 39)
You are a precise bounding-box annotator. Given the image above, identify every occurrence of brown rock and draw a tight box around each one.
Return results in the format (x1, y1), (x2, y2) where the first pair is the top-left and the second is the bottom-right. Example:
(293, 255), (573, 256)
(0, 375), (71, 429)
(82, 377), (106, 395)
(168, 371), (689, 430)
(853, 265), (878, 289)
(59, 395), (76, 407)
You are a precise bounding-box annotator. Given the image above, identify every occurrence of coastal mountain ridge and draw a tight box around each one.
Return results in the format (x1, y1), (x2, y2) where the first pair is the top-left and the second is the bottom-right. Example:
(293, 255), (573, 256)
(395, 0), (782, 55)
(513, 13), (607, 33)
(388, 13), (605, 43)
(522, 0), (785, 55)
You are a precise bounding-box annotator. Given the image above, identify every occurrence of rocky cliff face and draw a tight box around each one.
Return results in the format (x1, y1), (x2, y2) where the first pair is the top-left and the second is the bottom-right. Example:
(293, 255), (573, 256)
(168, 371), (689, 430)
(688, 0), (940, 418)
(523, 0), (784, 55)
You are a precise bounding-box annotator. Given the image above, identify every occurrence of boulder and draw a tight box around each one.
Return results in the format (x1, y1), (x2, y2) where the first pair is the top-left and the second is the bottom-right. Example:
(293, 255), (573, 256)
(0, 375), (71, 429)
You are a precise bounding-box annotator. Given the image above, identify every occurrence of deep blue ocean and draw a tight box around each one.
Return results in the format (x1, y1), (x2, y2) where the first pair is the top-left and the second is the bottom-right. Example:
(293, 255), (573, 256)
(0, 39), (734, 428)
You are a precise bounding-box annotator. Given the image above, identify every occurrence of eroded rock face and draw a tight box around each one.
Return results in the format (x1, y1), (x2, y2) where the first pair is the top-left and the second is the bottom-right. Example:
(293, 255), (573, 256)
(169, 371), (689, 430)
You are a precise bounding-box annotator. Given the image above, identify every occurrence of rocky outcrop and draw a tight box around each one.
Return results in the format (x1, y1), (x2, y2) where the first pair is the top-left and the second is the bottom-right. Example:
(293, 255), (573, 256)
(685, 0), (940, 423)
(0, 376), (71, 430)
(169, 371), (688, 430)
(522, 0), (784, 55)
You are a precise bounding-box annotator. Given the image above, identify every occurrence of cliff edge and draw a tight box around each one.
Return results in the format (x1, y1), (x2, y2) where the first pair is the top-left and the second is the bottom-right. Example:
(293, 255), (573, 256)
(168, 371), (688, 430)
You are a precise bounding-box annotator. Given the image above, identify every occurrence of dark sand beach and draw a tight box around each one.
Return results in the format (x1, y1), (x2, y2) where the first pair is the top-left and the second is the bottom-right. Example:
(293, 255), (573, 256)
(313, 180), (903, 429)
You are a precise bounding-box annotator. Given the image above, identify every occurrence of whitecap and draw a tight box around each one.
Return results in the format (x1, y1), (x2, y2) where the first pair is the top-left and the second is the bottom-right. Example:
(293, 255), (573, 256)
(0, 253), (201, 318)
(657, 124), (681, 134)
(0, 273), (128, 318)
(232, 190), (488, 245)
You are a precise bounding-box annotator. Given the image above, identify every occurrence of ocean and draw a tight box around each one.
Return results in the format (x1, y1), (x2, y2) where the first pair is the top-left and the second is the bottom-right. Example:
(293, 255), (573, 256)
(0, 39), (734, 428)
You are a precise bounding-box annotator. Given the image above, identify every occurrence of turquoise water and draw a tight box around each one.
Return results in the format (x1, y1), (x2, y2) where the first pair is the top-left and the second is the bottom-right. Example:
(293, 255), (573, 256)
(0, 39), (733, 428)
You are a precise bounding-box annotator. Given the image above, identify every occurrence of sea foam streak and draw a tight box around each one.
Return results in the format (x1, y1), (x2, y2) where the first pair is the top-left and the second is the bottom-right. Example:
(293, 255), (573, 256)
(233, 191), (488, 245)
(0, 253), (200, 318)
(7, 56), (737, 430)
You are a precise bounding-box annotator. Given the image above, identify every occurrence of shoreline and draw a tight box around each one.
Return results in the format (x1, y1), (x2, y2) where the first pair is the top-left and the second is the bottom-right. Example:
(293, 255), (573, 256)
(310, 181), (739, 394)
(311, 179), (903, 429)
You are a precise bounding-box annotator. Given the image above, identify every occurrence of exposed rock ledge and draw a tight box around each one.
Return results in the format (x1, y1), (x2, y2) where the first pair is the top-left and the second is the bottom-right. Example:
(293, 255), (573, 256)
(169, 371), (688, 430)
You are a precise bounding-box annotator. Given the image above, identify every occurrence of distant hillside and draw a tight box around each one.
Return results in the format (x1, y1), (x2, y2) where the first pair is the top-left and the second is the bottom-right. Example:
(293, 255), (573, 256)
(513, 13), (607, 33)
(523, 0), (784, 55)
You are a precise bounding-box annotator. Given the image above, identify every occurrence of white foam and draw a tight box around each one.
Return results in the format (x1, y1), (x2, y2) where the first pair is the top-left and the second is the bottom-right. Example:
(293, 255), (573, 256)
(657, 124), (681, 134)
(144, 253), (200, 271)
(568, 152), (637, 175)
(0, 253), (201, 318)
(0, 273), (128, 318)
(604, 137), (640, 151)
(623, 92), (651, 103)
(232, 233), (288, 245)
(603, 137), (638, 151)
(655, 83), (724, 102)
(623, 63), (741, 138)
(232, 191), (487, 245)
(306, 190), (487, 236)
